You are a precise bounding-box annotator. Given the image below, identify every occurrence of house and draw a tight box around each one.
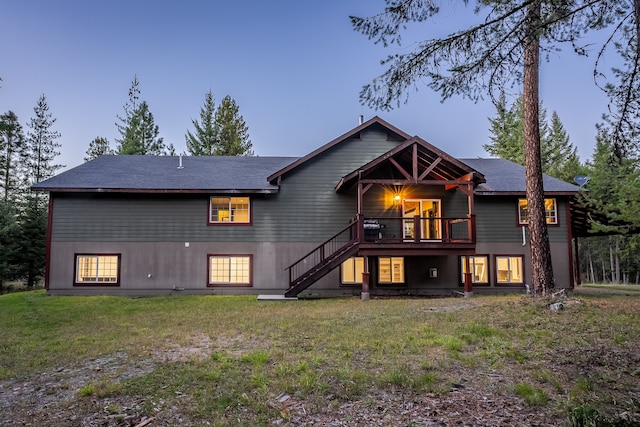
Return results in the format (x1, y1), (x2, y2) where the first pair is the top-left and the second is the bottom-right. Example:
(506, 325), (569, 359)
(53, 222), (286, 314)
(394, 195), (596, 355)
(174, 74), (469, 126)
(33, 117), (585, 297)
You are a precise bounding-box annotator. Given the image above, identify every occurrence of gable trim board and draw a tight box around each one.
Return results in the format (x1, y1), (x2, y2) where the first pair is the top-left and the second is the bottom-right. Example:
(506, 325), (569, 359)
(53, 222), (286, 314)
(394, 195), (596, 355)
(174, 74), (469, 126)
(34, 117), (584, 297)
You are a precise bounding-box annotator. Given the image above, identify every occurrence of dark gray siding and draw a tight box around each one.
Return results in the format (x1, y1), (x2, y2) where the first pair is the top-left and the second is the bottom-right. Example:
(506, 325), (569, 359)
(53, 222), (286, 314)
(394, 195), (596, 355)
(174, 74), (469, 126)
(475, 196), (570, 243)
(50, 128), (401, 243)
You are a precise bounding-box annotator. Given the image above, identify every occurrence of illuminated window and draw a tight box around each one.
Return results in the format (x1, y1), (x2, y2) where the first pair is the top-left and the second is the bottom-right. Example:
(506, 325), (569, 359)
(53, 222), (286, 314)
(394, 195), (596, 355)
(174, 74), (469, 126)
(518, 198), (557, 225)
(341, 257), (365, 285)
(209, 197), (250, 224)
(208, 255), (251, 286)
(460, 256), (488, 284)
(495, 256), (524, 284)
(379, 257), (404, 284)
(75, 254), (120, 285)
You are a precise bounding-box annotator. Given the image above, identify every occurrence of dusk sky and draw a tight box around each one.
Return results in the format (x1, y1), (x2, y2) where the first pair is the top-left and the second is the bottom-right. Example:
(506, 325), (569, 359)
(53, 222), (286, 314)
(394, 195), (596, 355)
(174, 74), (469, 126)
(1, 1), (614, 171)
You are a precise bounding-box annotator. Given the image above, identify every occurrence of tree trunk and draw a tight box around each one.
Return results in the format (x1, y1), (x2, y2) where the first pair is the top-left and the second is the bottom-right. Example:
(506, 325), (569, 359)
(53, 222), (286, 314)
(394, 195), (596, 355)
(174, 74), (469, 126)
(523, 1), (554, 296)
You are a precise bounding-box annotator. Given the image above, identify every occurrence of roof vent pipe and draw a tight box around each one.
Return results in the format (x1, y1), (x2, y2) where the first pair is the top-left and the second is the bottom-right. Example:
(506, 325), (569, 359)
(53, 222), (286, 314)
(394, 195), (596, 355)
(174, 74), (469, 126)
(358, 115), (364, 125)
(177, 154), (184, 169)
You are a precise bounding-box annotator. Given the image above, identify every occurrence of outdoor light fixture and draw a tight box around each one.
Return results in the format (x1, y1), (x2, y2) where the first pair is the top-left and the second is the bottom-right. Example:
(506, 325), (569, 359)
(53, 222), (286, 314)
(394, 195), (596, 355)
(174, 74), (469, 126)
(393, 194), (401, 206)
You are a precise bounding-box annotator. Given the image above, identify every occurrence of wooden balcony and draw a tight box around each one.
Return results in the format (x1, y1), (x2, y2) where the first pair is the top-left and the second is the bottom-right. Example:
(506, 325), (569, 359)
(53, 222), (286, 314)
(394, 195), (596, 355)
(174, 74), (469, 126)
(353, 214), (476, 256)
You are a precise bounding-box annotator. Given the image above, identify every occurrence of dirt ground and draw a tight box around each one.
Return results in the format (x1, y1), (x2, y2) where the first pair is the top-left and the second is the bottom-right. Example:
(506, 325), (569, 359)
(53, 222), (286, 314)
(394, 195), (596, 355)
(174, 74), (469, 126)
(0, 346), (566, 427)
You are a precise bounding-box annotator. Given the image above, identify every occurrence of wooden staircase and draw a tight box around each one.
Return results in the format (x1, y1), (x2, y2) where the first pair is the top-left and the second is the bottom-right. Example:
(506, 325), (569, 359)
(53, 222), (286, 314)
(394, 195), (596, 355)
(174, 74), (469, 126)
(285, 221), (359, 298)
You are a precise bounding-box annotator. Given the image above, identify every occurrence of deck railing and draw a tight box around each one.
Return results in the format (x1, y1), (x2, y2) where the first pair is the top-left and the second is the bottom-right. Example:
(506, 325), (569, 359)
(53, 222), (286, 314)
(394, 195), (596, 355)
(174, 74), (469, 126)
(288, 220), (358, 286)
(354, 214), (475, 244)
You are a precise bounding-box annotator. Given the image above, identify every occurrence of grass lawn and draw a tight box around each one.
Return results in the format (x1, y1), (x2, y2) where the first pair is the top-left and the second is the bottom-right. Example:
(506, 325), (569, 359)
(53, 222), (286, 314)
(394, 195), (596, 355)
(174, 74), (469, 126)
(1, 289), (639, 426)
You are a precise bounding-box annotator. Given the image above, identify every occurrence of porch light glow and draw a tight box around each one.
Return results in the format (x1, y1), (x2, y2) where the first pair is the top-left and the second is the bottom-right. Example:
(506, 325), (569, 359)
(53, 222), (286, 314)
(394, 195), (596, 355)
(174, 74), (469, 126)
(393, 194), (401, 205)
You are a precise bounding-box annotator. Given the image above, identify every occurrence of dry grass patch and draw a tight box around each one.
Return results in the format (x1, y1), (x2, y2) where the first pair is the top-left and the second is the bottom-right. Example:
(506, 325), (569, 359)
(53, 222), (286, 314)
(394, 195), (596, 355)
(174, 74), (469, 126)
(0, 290), (639, 426)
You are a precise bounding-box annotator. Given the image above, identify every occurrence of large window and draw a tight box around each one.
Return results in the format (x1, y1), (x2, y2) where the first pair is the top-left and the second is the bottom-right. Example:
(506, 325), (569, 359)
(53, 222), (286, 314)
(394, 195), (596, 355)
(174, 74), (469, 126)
(495, 255), (524, 285)
(518, 198), (557, 225)
(379, 257), (405, 284)
(208, 255), (252, 286)
(75, 254), (120, 285)
(341, 257), (365, 285)
(209, 197), (250, 224)
(460, 255), (489, 284)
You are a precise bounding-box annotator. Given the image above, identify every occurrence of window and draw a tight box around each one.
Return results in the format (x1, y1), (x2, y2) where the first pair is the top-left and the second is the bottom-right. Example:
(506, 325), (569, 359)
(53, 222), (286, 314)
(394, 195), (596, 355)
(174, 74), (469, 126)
(460, 256), (489, 284)
(341, 257), (365, 285)
(75, 254), (120, 285)
(208, 255), (252, 286)
(403, 199), (441, 240)
(379, 257), (404, 284)
(518, 198), (558, 225)
(495, 255), (524, 285)
(209, 197), (250, 224)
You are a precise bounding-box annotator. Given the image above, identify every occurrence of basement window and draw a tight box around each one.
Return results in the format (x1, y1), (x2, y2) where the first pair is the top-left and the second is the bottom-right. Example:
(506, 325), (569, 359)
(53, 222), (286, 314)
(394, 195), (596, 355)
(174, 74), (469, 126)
(378, 257), (405, 284)
(208, 255), (252, 286)
(341, 257), (365, 285)
(74, 254), (120, 285)
(495, 255), (524, 285)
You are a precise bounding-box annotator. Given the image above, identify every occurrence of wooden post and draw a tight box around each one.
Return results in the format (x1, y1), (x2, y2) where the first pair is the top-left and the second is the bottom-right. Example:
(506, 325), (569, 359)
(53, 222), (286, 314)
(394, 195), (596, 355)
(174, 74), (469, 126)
(464, 256), (473, 298)
(361, 256), (370, 301)
(414, 215), (420, 243)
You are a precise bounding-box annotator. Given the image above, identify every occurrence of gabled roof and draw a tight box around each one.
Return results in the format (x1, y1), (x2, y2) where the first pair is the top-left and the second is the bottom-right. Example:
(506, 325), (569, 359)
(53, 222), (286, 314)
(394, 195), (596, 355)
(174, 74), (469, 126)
(461, 158), (580, 194)
(336, 136), (485, 191)
(268, 116), (411, 183)
(32, 155), (298, 193)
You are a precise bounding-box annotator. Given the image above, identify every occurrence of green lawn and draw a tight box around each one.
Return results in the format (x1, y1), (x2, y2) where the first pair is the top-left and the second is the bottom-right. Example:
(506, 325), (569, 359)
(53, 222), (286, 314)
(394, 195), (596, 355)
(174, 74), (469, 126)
(1, 290), (639, 426)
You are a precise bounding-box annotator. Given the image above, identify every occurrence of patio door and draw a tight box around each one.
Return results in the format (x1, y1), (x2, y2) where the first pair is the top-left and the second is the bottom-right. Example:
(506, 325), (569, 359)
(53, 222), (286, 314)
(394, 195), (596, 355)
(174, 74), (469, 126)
(403, 199), (441, 241)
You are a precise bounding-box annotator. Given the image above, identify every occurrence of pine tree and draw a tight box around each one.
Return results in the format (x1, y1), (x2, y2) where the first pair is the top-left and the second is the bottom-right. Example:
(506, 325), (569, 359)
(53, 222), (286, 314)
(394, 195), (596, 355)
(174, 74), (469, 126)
(545, 112), (580, 183)
(214, 96), (253, 156)
(117, 101), (166, 155)
(186, 91), (217, 156)
(115, 76), (168, 155)
(84, 136), (113, 162)
(0, 200), (20, 292)
(115, 75), (140, 149)
(186, 92), (254, 156)
(485, 95), (582, 183)
(25, 95), (63, 193)
(0, 111), (26, 203)
(16, 197), (47, 287)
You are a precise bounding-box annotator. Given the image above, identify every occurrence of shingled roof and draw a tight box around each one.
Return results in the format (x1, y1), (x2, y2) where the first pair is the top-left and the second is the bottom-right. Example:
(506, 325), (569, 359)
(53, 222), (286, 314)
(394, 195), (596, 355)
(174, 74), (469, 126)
(32, 155), (299, 193)
(461, 158), (580, 194)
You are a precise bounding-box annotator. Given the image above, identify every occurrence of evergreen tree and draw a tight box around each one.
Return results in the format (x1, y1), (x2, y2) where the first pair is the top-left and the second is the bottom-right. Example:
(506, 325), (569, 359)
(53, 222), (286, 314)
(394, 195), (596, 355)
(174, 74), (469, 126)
(0, 201), (20, 293)
(115, 75), (140, 149)
(0, 111), (26, 203)
(15, 196), (47, 287)
(84, 136), (113, 162)
(186, 92), (254, 156)
(117, 101), (166, 155)
(214, 96), (253, 156)
(115, 76), (169, 155)
(24, 95), (63, 195)
(545, 112), (581, 183)
(484, 95), (581, 182)
(186, 91), (217, 156)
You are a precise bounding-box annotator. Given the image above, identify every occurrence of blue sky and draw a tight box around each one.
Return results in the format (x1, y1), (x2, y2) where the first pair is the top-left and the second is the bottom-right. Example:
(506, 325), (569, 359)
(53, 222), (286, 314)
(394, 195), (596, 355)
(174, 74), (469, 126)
(1, 1), (613, 171)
